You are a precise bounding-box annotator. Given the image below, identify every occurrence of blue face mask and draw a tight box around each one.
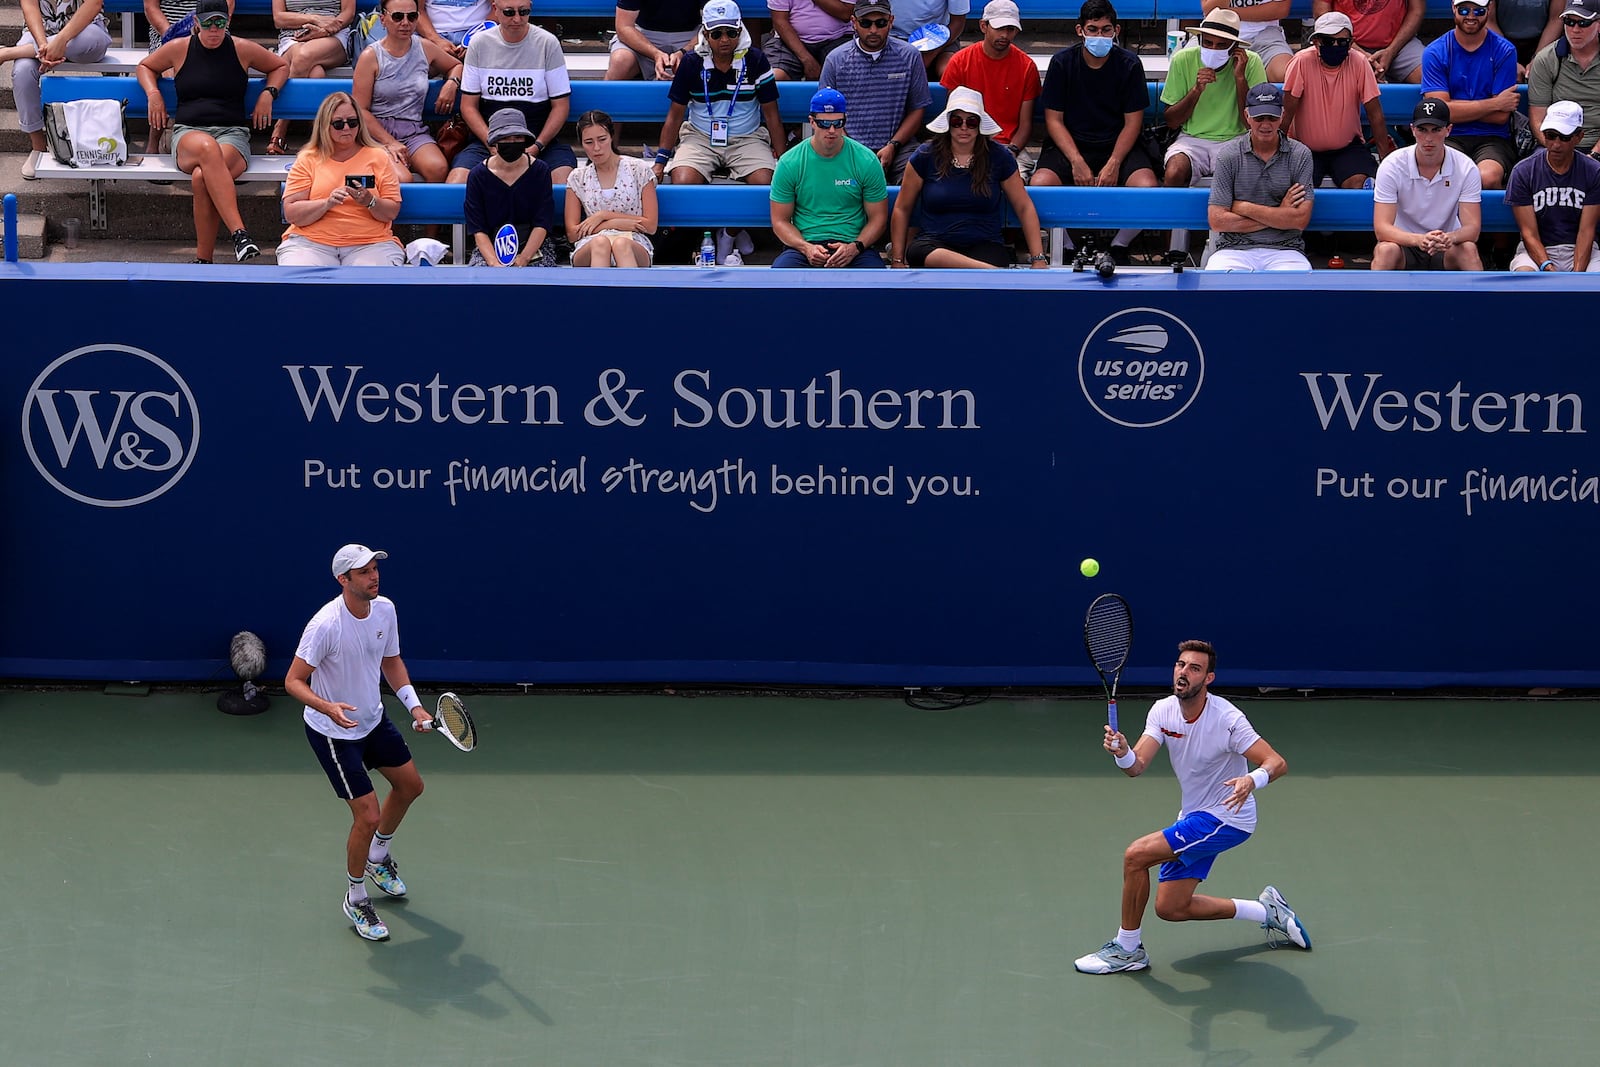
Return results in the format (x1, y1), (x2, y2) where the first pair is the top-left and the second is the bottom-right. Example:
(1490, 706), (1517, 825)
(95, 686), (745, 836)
(1083, 34), (1114, 57)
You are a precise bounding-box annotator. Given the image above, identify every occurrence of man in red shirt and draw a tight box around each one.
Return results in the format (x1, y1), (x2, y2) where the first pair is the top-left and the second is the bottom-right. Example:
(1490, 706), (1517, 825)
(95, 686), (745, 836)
(939, 0), (1041, 159)
(1312, 0), (1429, 83)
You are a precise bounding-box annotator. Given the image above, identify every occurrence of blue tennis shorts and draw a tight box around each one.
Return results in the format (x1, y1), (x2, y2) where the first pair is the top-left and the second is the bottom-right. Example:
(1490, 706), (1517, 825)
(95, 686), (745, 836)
(1157, 810), (1252, 883)
(305, 716), (414, 800)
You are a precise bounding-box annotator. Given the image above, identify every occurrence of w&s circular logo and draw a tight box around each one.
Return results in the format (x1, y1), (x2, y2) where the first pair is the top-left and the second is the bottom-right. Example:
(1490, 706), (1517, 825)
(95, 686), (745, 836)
(21, 344), (201, 508)
(1078, 308), (1205, 428)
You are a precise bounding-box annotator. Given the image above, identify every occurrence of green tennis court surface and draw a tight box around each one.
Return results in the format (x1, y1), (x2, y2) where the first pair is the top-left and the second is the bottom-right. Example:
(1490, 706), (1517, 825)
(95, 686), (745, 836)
(3, 689), (1595, 1065)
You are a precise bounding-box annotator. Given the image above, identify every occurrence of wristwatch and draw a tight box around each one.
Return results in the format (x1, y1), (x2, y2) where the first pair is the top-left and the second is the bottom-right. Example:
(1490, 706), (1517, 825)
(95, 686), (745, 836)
(852, 240), (866, 253)
(532, 138), (545, 152)
(886, 139), (902, 151)
(264, 85), (280, 98)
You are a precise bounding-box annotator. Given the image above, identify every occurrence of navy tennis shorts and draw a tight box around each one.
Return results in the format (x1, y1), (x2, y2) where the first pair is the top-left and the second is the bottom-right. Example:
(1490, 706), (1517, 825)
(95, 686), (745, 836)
(306, 715), (414, 800)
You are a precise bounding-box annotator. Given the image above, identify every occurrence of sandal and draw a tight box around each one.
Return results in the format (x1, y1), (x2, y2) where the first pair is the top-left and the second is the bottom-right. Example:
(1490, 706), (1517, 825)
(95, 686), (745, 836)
(267, 136), (291, 156)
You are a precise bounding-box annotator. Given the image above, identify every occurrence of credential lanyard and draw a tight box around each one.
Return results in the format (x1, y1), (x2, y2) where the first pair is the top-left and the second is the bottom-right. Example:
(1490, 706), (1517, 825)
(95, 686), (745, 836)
(702, 57), (747, 122)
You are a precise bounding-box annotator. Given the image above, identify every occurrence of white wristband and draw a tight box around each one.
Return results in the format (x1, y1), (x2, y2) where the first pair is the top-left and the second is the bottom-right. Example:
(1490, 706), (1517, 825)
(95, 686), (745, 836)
(396, 685), (420, 710)
(1114, 748), (1137, 770)
(1249, 768), (1270, 791)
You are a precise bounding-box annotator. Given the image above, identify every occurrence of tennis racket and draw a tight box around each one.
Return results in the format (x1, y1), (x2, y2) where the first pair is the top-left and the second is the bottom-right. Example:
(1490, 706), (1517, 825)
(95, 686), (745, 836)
(417, 691), (477, 752)
(1083, 593), (1133, 735)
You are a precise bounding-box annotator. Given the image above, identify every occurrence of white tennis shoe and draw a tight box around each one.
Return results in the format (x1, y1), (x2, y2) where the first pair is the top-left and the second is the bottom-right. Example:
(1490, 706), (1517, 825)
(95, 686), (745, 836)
(1074, 941), (1149, 974)
(343, 895), (390, 941)
(365, 856), (407, 897)
(1259, 885), (1311, 949)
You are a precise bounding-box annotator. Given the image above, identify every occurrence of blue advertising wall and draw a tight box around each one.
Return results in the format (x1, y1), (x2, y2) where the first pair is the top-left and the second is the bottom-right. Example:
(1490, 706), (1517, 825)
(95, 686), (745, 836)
(2, 264), (1595, 688)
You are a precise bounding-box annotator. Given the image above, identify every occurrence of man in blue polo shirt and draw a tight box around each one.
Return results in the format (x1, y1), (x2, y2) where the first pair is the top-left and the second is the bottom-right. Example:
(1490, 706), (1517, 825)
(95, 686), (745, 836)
(1422, 1), (1521, 190)
(654, 1), (785, 185)
(820, 0), (932, 180)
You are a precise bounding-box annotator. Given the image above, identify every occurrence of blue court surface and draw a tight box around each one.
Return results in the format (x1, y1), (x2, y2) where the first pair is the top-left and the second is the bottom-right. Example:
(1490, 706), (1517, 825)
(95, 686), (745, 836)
(2, 687), (1594, 1065)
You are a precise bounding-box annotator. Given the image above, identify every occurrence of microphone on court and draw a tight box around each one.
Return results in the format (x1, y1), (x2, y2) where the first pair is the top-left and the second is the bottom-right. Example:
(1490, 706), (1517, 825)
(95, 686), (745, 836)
(217, 631), (271, 716)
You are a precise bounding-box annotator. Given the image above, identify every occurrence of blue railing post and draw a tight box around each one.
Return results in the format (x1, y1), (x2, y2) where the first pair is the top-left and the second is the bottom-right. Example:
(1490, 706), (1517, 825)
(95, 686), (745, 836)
(3, 193), (17, 263)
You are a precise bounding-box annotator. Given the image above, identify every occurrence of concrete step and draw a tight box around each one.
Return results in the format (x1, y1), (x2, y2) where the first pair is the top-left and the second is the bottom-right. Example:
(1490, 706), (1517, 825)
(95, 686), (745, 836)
(2, 209), (46, 259)
(1, 108), (33, 154)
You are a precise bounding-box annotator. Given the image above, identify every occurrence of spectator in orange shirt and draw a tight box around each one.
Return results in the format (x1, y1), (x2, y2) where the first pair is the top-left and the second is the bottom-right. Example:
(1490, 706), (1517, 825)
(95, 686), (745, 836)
(278, 92), (407, 266)
(1282, 11), (1396, 189)
(939, 0), (1040, 160)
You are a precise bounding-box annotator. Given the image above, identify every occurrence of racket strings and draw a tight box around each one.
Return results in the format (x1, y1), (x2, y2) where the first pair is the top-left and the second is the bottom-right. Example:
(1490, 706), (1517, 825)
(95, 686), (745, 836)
(437, 700), (474, 745)
(1085, 600), (1133, 671)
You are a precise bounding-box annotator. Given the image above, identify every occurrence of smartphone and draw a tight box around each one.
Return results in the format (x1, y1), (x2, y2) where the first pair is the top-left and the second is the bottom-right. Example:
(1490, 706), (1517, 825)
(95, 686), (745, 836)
(345, 174), (376, 189)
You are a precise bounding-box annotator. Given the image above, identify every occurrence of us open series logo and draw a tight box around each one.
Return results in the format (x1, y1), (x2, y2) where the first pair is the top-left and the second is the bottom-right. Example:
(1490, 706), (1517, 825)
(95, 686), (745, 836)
(1078, 308), (1205, 428)
(22, 344), (200, 507)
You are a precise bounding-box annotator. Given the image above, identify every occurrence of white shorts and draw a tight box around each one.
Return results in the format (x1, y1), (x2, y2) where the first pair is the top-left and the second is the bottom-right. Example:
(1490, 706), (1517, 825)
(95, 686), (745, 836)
(277, 234), (406, 266)
(1165, 132), (1237, 180)
(1206, 246), (1312, 272)
(1509, 242), (1600, 272)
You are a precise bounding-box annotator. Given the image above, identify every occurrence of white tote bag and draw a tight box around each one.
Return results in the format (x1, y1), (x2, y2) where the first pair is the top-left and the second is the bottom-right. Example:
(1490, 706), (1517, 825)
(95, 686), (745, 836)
(60, 99), (129, 167)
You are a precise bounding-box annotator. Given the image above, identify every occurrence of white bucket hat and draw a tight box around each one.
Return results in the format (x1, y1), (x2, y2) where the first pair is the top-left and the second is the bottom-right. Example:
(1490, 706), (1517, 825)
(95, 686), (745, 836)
(927, 86), (1001, 135)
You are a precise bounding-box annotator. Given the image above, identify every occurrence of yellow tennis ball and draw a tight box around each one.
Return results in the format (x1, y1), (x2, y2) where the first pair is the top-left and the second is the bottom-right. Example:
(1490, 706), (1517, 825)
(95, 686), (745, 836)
(1080, 558), (1100, 578)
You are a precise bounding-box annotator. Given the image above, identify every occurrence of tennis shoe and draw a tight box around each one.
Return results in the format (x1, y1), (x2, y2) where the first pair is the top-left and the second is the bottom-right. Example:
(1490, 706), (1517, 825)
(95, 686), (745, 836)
(343, 895), (389, 941)
(232, 229), (260, 262)
(1073, 941), (1149, 974)
(365, 856), (407, 897)
(1259, 885), (1311, 949)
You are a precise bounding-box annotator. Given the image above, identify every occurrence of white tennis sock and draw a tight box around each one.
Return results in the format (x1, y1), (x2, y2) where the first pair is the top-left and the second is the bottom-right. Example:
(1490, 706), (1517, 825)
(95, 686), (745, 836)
(347, 874), (368, 904)
(1116, 927), (1141, 952)
(1113, 228), (1140, 249)
(368, 831), (393, 864)
(1233, 899), (1267, 924)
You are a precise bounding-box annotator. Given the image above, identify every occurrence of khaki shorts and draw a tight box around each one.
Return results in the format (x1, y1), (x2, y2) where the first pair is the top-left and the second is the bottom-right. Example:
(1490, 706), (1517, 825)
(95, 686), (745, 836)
(667, 125), (777, 182)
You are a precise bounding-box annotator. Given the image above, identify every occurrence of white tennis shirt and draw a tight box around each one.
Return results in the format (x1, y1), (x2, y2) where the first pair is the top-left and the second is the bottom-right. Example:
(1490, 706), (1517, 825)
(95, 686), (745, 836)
(1141, 692), (1264, 832)
(297, 595), (401, 740)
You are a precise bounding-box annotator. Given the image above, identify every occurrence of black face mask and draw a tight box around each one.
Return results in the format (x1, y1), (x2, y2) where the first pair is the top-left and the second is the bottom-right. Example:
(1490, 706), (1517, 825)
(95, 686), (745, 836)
(1318, 41), (1351, 66)
(496, 141), (529, 162)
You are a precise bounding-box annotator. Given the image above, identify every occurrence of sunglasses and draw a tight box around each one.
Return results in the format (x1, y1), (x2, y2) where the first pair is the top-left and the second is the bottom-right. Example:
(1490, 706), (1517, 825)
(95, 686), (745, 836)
(388, 10), (420, 21)
(706, 26), (739, 39)
(500, 6), (531, 16)
(1563, 15), (1595, 26)
(198, 15), (229, 28)
(813, 117), (846, 129)
(947, 114), (982, 129)
(1546, 129), (1581, 142)
(329, 117), (361, 130)
(1454, 4), (1488, 16)
(856, 17), (891, 28)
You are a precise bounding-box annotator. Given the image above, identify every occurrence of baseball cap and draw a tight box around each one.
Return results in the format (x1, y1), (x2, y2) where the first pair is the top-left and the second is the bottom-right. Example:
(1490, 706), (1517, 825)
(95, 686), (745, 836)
(332, 544), (387, 577)
(701, 0), (741, 28)
(853, 0), (894, 18)
(809, 87), (847, 114)
(1542, 99), (1584, 135)
(982, 1), (1022, 29)
(1563, 0), (1600, 22)
(1245, 83), (1284, 119)
(196, 0), (229, 17)
(1312, 12), (1354, 37)
(1412, 98), (1451, 127)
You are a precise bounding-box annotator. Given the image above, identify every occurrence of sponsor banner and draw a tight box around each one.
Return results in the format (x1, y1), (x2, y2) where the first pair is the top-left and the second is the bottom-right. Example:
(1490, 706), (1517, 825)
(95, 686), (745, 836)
(1, 270), (1594, 686)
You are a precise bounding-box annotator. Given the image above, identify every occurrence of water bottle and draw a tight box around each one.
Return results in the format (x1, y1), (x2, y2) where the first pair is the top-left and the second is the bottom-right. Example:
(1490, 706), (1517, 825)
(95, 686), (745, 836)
(698, 230), (716, 268)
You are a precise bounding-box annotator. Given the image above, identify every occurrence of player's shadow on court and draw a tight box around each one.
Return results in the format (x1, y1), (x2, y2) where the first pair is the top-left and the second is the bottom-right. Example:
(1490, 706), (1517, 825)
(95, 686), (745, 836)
(360, 901), (552, 1024)
(1138, 944), (1355, 1063)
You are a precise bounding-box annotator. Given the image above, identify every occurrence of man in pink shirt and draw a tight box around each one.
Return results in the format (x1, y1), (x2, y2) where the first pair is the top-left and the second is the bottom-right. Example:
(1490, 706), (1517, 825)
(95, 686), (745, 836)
(939, 0), (1041, 153)
(1282, 11), (1396, 188)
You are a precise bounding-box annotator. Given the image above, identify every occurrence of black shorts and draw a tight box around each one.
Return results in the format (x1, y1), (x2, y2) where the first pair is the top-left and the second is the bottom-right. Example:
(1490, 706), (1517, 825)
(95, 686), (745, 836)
(905, 234), (1014, 268)
(1310, 138), (1377, 188)
(1036, 139), (1156, 186)
(306, 715), (414, 800)
(1445, 134), (1515, 176)
(1395, 245), (1447, 270)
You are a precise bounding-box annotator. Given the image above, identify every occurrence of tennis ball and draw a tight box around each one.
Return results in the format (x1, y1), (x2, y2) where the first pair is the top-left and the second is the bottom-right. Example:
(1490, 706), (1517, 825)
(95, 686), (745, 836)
(1080, 558), (1100, 578)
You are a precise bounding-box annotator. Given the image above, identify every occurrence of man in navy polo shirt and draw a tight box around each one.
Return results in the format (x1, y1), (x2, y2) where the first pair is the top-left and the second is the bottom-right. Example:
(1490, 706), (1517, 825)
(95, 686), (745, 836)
(654, 1), (785, 185)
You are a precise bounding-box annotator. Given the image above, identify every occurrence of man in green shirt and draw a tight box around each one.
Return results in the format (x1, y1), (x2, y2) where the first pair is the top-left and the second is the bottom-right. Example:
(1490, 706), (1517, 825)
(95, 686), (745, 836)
(770, 87), (890, 267)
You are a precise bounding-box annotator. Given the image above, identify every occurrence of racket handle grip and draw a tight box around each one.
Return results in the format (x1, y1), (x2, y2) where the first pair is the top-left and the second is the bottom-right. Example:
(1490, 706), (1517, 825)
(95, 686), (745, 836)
(412, 719), (433, 732)
(1108, 700), (1119, 735)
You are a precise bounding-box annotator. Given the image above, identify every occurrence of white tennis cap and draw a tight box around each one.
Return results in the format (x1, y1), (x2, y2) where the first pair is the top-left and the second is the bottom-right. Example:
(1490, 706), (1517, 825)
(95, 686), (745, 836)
(332, 543), (387, 576)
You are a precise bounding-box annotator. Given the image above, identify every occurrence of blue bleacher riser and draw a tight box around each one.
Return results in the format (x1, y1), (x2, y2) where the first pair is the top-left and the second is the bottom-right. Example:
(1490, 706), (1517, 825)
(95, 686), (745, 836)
(391, 182), (1514, 231)
(41, 75), (1489, 126)
(93, 0), (1469, 22)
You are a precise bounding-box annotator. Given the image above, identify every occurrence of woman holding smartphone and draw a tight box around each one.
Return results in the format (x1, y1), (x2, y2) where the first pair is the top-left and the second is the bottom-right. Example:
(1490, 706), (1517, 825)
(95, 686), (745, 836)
(279, 91), (407, 266)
